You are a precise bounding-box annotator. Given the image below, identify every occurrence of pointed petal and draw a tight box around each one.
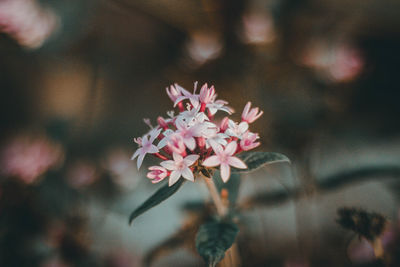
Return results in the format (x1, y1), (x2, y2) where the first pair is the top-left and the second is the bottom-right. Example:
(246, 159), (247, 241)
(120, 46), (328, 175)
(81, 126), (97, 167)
(172, 152), (183, 162)
(174, 96), (187, 107)
(131, 148), (141, 160)
(184, 154), (200, 165)
(242, 102), (251, 118)
(225, 141), (237, 156)
(209, 139), (223, 154)
(181, 168), (194, 182)
(184, 137), (196, 151)
(169, 170), (182, 186)
(148, 145), (159, 154)
(160, 160), (176, 170)
(137, 153), (146, 169)
(220, 163), (231, 182)
(149, 128), (162, 143)
(202, 156), (220, 167)
(238, 122), (249, 133)
(228, 156), (247, 169)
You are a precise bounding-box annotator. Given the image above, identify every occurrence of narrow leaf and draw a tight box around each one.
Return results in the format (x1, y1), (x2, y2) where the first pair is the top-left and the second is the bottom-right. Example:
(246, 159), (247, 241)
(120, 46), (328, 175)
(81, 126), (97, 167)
(233, 151), (290, 173)
(129, 179), (184, 224)
(195, 220), (239, 267)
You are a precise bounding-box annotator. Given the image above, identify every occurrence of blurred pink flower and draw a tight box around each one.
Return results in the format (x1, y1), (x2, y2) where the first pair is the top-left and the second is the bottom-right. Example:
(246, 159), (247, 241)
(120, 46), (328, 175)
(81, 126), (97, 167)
(241, 12), (276, 45)
(0, 0), (59, 49)
(301, 41), (364, 83)
(0, 134), (63, 184)
(66, 160), (98, 189)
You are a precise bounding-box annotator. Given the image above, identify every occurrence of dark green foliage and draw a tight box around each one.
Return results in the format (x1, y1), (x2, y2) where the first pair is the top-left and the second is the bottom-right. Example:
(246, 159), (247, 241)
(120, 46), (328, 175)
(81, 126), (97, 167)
(234, 152), (290, 173)
(129, 179), (185, 224)
(336, 207), (387, 241)
(195, 220), (239, 267)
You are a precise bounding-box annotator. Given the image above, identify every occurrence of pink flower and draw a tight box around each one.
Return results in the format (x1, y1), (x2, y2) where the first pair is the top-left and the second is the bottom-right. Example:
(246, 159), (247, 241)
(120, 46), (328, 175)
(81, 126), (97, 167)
(166, 84), (186, 102)
(199, 83), (216, 105)
(146, 166), (168, 183)
(166, 133), (187, 154)
(202, 141), (247, 182)
(240, 131), (260, 151)
(220, 117), (229, 131)
(160, 153), (200, 186)
(225, 119), (248, 138)
(173, 83), (200, 108)
(241, 102), (263, 123)
(131, 128), (161, 169)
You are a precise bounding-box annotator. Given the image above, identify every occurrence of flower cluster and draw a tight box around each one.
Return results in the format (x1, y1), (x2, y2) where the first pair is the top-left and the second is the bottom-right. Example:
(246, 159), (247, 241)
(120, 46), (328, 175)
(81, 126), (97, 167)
(132, 83), (263, 186)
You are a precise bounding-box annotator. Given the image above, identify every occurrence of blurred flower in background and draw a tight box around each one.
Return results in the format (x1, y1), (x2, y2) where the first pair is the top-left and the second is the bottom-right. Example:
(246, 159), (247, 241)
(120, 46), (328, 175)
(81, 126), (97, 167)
(0, 0), (59, 49)
(300, 40), (364, 83)
(65, 160), (99, 189)
(184, 31), (223, 67)
(240, 11), (276, 45)
(0, 133), (64, 184)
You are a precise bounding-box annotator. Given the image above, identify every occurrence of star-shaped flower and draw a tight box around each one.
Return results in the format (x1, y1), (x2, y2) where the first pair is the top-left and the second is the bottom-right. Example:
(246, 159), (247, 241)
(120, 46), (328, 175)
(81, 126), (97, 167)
(160, 153), (200, 186)
(131, 128), (161, 169)
(202, 141), (247, 182)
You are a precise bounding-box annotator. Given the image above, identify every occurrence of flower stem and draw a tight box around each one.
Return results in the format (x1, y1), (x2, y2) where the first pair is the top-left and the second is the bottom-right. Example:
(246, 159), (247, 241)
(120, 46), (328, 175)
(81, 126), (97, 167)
(203, 176), (227, 217)
(203, 176), (240, 267)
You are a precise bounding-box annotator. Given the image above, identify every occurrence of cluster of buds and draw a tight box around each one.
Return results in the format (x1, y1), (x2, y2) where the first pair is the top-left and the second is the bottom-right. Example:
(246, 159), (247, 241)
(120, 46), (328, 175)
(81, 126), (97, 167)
(131, 83), (263, 186)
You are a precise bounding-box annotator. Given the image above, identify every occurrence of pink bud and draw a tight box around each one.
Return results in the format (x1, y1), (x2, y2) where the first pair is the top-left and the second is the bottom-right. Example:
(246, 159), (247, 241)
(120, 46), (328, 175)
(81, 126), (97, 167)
(199, 84), (216, 104)
(166, 84), (181, 102)
(147, 166), (168, 183)
(240, 131), (260, 151)
(220, 117), (229, 131)
(241, 102), (263, 123)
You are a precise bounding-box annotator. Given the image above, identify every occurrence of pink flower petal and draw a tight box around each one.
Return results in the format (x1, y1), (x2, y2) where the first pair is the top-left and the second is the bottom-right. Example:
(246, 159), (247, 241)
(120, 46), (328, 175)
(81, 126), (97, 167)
(160, 160), (175, 170)
(220, 163), (231, 182)
(202, 155), (220, 167)
(169, 170), (182, 186)
(184, 154), (200, 165)
(225, 141), (237, 156)
(228, 156), (247, 169)
(181, 168), (194, 181)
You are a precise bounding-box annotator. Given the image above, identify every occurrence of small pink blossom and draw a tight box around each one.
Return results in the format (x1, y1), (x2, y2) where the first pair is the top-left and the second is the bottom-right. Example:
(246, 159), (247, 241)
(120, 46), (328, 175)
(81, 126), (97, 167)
(241, 102), (263, 123)
(240, 131), (260, 151)
(207, 100), (233, 115)
(199, 84), (216, 105)
(160, 153), (200, 186)
(166, 84), (185, 102)
(220, 117), (229, 131)
(202, 141), (247, 182)
(225, 119), (249, 138)
(166, 133), (187, 155)
(174, 83), (200, 108)
(131, 128), (161, 169)
(146, 166), (168, 183)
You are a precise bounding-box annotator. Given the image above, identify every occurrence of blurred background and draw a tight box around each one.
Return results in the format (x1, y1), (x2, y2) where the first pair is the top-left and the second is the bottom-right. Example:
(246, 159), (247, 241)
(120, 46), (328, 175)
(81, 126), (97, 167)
(0, 0), (400, 266)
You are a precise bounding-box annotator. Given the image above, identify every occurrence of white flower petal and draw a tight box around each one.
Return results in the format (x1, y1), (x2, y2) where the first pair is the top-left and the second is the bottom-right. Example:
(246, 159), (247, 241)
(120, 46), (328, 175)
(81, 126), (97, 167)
(137, 153), (146, 169)
(228, 156), (247, 169)
(181, 168), (194, 182)
(202, 156), (220, 167)
(225, 141), (237, 156)
(131, 148), (141, 160)
(184, 137), (196, 151)
(220, 163), (230, 182)
(172, 152), (183, 162)
(238, 122), (249, 134)
(209, 139), (223, 154)
(184, 154), (200, 166)
(148, 145), (159, 154)
(160, 160), (176, 170)
(169, 170), (182, 186)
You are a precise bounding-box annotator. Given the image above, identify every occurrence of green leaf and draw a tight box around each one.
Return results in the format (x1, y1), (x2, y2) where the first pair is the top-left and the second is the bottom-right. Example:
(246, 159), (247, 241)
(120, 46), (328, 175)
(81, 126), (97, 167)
(129, 179), (185, 225)
(195, 220), (239, 267)
(233, 151), (290, 173)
